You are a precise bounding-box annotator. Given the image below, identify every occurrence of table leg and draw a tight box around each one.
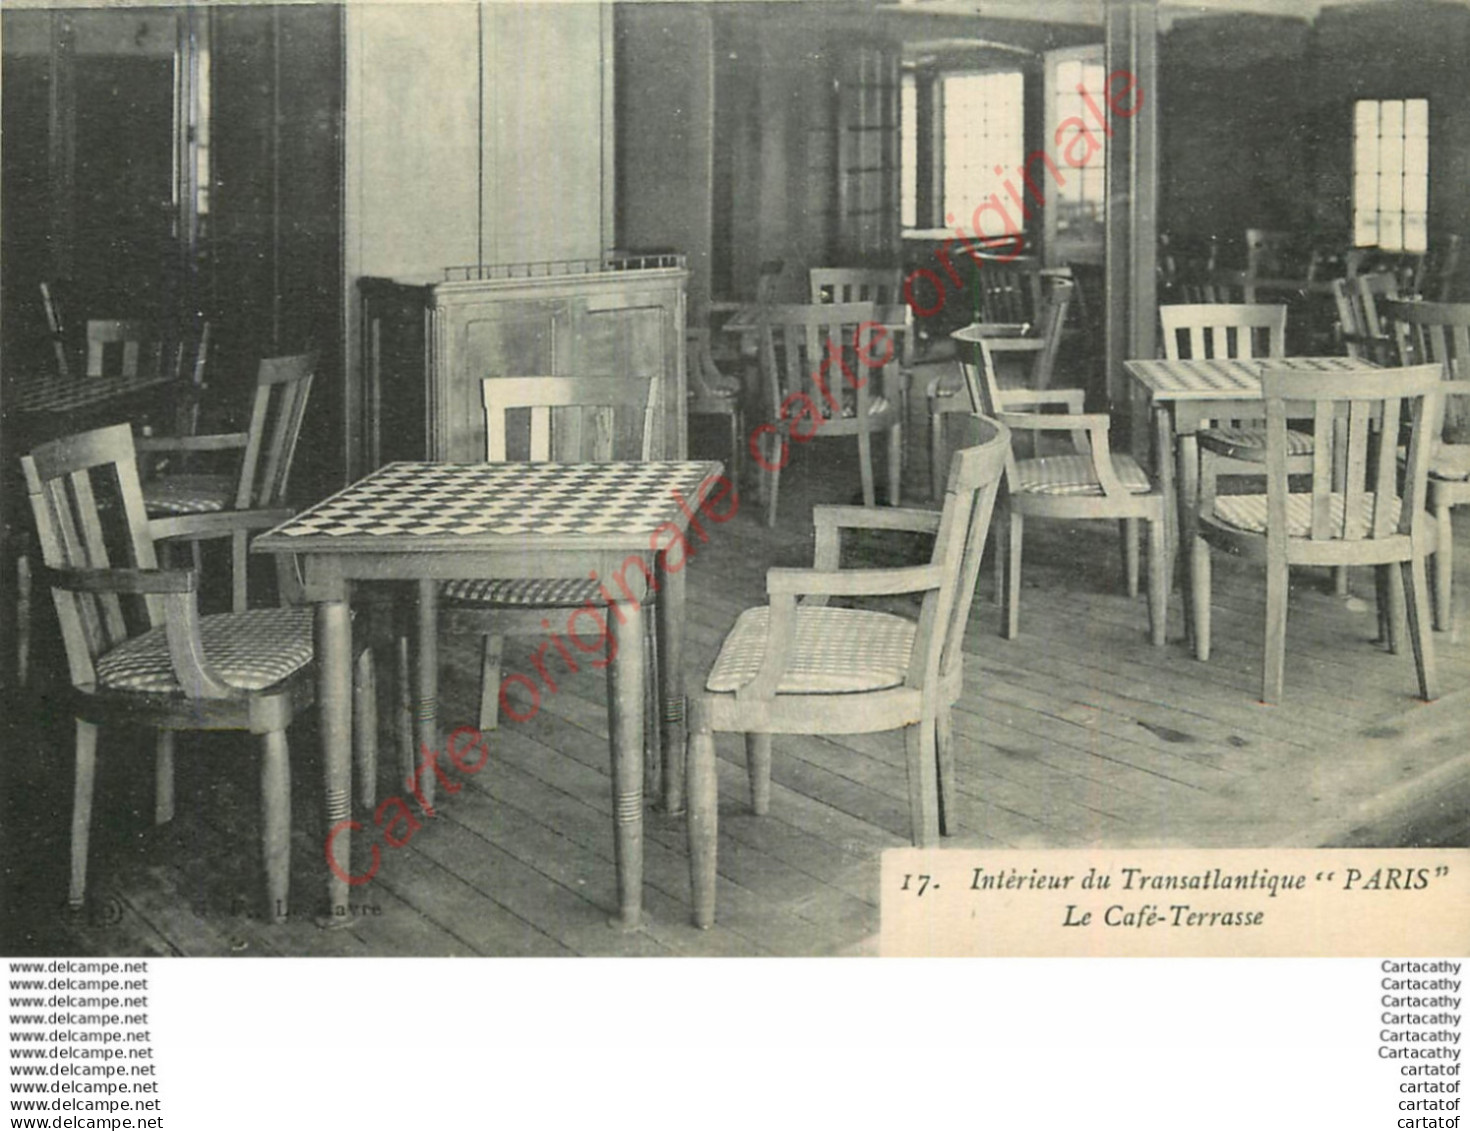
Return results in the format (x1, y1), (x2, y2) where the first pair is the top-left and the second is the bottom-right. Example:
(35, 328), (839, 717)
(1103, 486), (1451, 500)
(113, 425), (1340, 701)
(411, 577), (440, 813)
(1153, 405), (1181, 645)
(658, 562), (688, 816)
(1177, 428), (1200, 651)
(317, 599), (353, 926)
(607, 598), (645, 930)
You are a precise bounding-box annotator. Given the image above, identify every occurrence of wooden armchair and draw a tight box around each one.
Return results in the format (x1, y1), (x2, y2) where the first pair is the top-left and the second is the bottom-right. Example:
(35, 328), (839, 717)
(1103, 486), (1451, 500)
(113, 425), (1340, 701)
(1190, 365), (1441, 703)
(1383, 300), (1470, 632)
(1332, 274), (1400, 365)
(137, 353), (314, 611)
(929, 281), (1072, 499)
(686, 414), (1009, 928)
(20, 423), (375, 921)
(960, 325), (1169, 645)
(753, 302), (903, 526)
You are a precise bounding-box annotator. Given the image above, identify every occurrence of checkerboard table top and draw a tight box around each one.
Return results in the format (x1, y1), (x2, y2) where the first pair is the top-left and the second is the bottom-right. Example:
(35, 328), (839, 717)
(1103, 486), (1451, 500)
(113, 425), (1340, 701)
(9, 371), (176, 414)
(257, 460), (725, 551)
(1124, 355), (1373, 400)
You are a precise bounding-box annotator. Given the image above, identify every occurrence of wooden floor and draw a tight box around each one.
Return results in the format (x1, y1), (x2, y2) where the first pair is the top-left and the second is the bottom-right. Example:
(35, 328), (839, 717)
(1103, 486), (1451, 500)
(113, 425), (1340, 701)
(5, 367), (1470, 958)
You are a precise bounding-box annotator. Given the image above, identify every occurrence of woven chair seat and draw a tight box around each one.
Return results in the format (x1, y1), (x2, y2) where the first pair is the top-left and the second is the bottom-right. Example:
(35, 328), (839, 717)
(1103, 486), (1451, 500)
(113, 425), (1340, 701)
(442, 576), (608, 607)
(95, 607), (314, 693)
(1012, 453), (1152, 497)
(706, 605), (915, 694)
(142, 473), (236, 515)
(1199, 425), (1314, 460)
(1210, 491), (1404, 539)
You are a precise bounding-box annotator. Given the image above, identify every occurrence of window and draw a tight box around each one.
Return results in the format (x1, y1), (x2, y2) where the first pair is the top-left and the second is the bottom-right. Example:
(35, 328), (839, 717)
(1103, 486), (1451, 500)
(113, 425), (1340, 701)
(1354, 99), (1428, 253)
(901, 72), (917, 229)
(941, 71), (1023, 235)
(1048, 53), (1106, 243)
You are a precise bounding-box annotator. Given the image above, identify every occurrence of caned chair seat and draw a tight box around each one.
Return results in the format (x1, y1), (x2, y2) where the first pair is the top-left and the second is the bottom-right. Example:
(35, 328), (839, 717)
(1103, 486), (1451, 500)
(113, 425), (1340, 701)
(1210, 492), (1405, 540)
(706, 606), (916, 694)
(141, 473), (235, 515)
(95, 606), (314, 693)
(1198, 425), (1314, 461)
(1012, 453), (1153, 497)
(442, 576), (605, 606)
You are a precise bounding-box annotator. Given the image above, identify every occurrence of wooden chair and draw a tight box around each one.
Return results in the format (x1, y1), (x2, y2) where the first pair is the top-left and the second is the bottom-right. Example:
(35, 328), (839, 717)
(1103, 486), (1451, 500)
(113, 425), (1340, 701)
(808, 267), (904, 307)
(686, 413), (1009, 928)
(20, 423), (376, 921)
(1245, 228), (1294, 280)
(959, 327), (1170, 645)
(1332, 275), (1400, 366)
(1179, 268), (1257, 305)
(1189, 365), (1441, 704)
(974, 259), (1044, 325)
(440, 375), (661, 735)
(85, 320), (152, 379)
(136, 354), (315, 612)
(928, 281), (1073, 499)
(753, 302), (904, 526)
(1382, 300), (1470, 632)
(685, 328), (743, 489)
(40, 281), (74, 378)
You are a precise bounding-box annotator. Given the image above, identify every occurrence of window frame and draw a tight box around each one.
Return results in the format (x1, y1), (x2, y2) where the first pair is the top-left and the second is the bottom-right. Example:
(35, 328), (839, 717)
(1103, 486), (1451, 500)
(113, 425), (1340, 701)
(1042, 43), (1106, 267)
(1352, 96), (1429, 254)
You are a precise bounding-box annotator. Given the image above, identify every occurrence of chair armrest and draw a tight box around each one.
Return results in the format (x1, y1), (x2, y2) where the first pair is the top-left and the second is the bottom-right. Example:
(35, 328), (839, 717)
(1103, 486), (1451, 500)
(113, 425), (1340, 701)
(43, 564), (195, 595)
(983, 337), (1044, 354)
(812, 505), (940, 574)
(767, 562), (944, 598)
(997, 410), (1111, 433)
(998, 387), (1085, 412)
(135, 431), (249, 454)
(149, 508), (293, 544)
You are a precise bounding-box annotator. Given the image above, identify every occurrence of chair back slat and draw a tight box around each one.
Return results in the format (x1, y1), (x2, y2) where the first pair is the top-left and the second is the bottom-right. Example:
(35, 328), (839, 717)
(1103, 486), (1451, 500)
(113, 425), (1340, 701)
(1383, 300), (1470, 443)
(236, 354), (316, 509)
(757, 303), (883, 429)
(85, 319), (156, 379)
(1260, 365), (1440, 551)
(480, 375), (658, 465)
(911, 414), (1008, 688)
(809, 268), (903, 307)
(1160, 304), (1287, 361)
(974, 261), (1043, 325)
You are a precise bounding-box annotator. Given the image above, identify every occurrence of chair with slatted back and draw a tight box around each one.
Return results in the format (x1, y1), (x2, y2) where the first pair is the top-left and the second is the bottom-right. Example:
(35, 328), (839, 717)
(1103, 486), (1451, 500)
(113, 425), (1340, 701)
(440, 375), (662, 735)
(753, 302), (904, 526)
(1190, 365), (1441, 703)
(959, 325), (1170, 644)
(20, 423), (376, 921)
(928, 281), (1074, 499)
(685, 414), (1009, 928)
(1383, 300), (1470, 632)
(1333, 275), (1400, 365)
(686, 328), (744, 489)
(974, 259), (1043, 326)
(136, 354), (314, 612)
(40, 281), (74, 378)
(810, 267), (917, 432)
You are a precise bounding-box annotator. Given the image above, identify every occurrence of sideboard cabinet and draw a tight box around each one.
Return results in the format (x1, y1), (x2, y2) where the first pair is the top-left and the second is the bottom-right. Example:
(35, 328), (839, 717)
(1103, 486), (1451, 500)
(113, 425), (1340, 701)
(358, 254), (688, 474)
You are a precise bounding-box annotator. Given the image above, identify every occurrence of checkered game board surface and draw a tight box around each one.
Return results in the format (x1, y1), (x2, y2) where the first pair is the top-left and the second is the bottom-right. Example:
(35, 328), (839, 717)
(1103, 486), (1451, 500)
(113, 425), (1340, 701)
(265, 461), (723, 544)
(9, 371), (176, 414)
(1125, 356), (1372, 400)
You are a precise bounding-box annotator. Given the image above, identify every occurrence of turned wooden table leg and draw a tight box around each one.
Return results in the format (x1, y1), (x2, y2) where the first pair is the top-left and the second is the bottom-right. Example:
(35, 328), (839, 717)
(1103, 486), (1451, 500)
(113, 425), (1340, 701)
(411, 577), (440, 813)
(658, 560), (688, 815)
(1176, 427), (1199, 651)
(317, 598), (353, 925)
(606, 598), (645, 930)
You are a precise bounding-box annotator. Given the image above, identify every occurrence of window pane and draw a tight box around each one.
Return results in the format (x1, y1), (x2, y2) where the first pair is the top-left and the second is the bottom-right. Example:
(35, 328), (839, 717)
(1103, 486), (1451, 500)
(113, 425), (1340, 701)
(1353, 98), (1428, 252)
(1381, 211), (1403, 251)
(1405, 98), (1428, 137)
(901, 73), (917, 228)
(943, 71), (1024, 230)
(1405, 213), (1428, 254)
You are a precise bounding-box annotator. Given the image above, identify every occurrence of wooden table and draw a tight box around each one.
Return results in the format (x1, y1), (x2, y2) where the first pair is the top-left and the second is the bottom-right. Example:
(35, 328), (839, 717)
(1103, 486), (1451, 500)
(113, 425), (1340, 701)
(256, 458), (724, 929)
(7, 369), (178, 417)
(1124, 355), (1376, 635)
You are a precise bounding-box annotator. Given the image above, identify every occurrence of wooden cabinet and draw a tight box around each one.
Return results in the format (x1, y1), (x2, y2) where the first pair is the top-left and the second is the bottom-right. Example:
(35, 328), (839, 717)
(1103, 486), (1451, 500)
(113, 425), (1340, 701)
(357, 255), (687, 476)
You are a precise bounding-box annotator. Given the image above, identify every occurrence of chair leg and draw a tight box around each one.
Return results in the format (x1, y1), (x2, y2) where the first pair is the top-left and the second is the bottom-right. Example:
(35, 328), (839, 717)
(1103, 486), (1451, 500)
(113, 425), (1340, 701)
(395, 626), (415, 791)
(643, 607), (662, 802)
(1121, 518), (1140, 598)
(765, 434), (783, 528)
(154, 731), (175, 825)
(1432, 501), (1453, 631)
(69, 720), (99, 910)
(935, 707), (957, 837)
(903, 720), (941, 848)
(1191, 535), (1211, 661)
(687, 699), (718, 930)
(1147, 518), (1168, 648)
(1332, 566), (1349, 597)
(16, 553), (30, 686)
(1382, 562), (1408, 656)
(478, 635), (504, 731)
(354, 644), (379, 809)
(1004, 510), (1023, 639)
(930, 410), (947, 500)
(1262, 561), (1289, 704)
(887, 423), (903, 506)
(1402, 555), (1439, 701)
(745, 732), (772, 816)
(260, 729), (291, 923)
(728, 410), (743, 491)
(856, 429), (877, 508)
